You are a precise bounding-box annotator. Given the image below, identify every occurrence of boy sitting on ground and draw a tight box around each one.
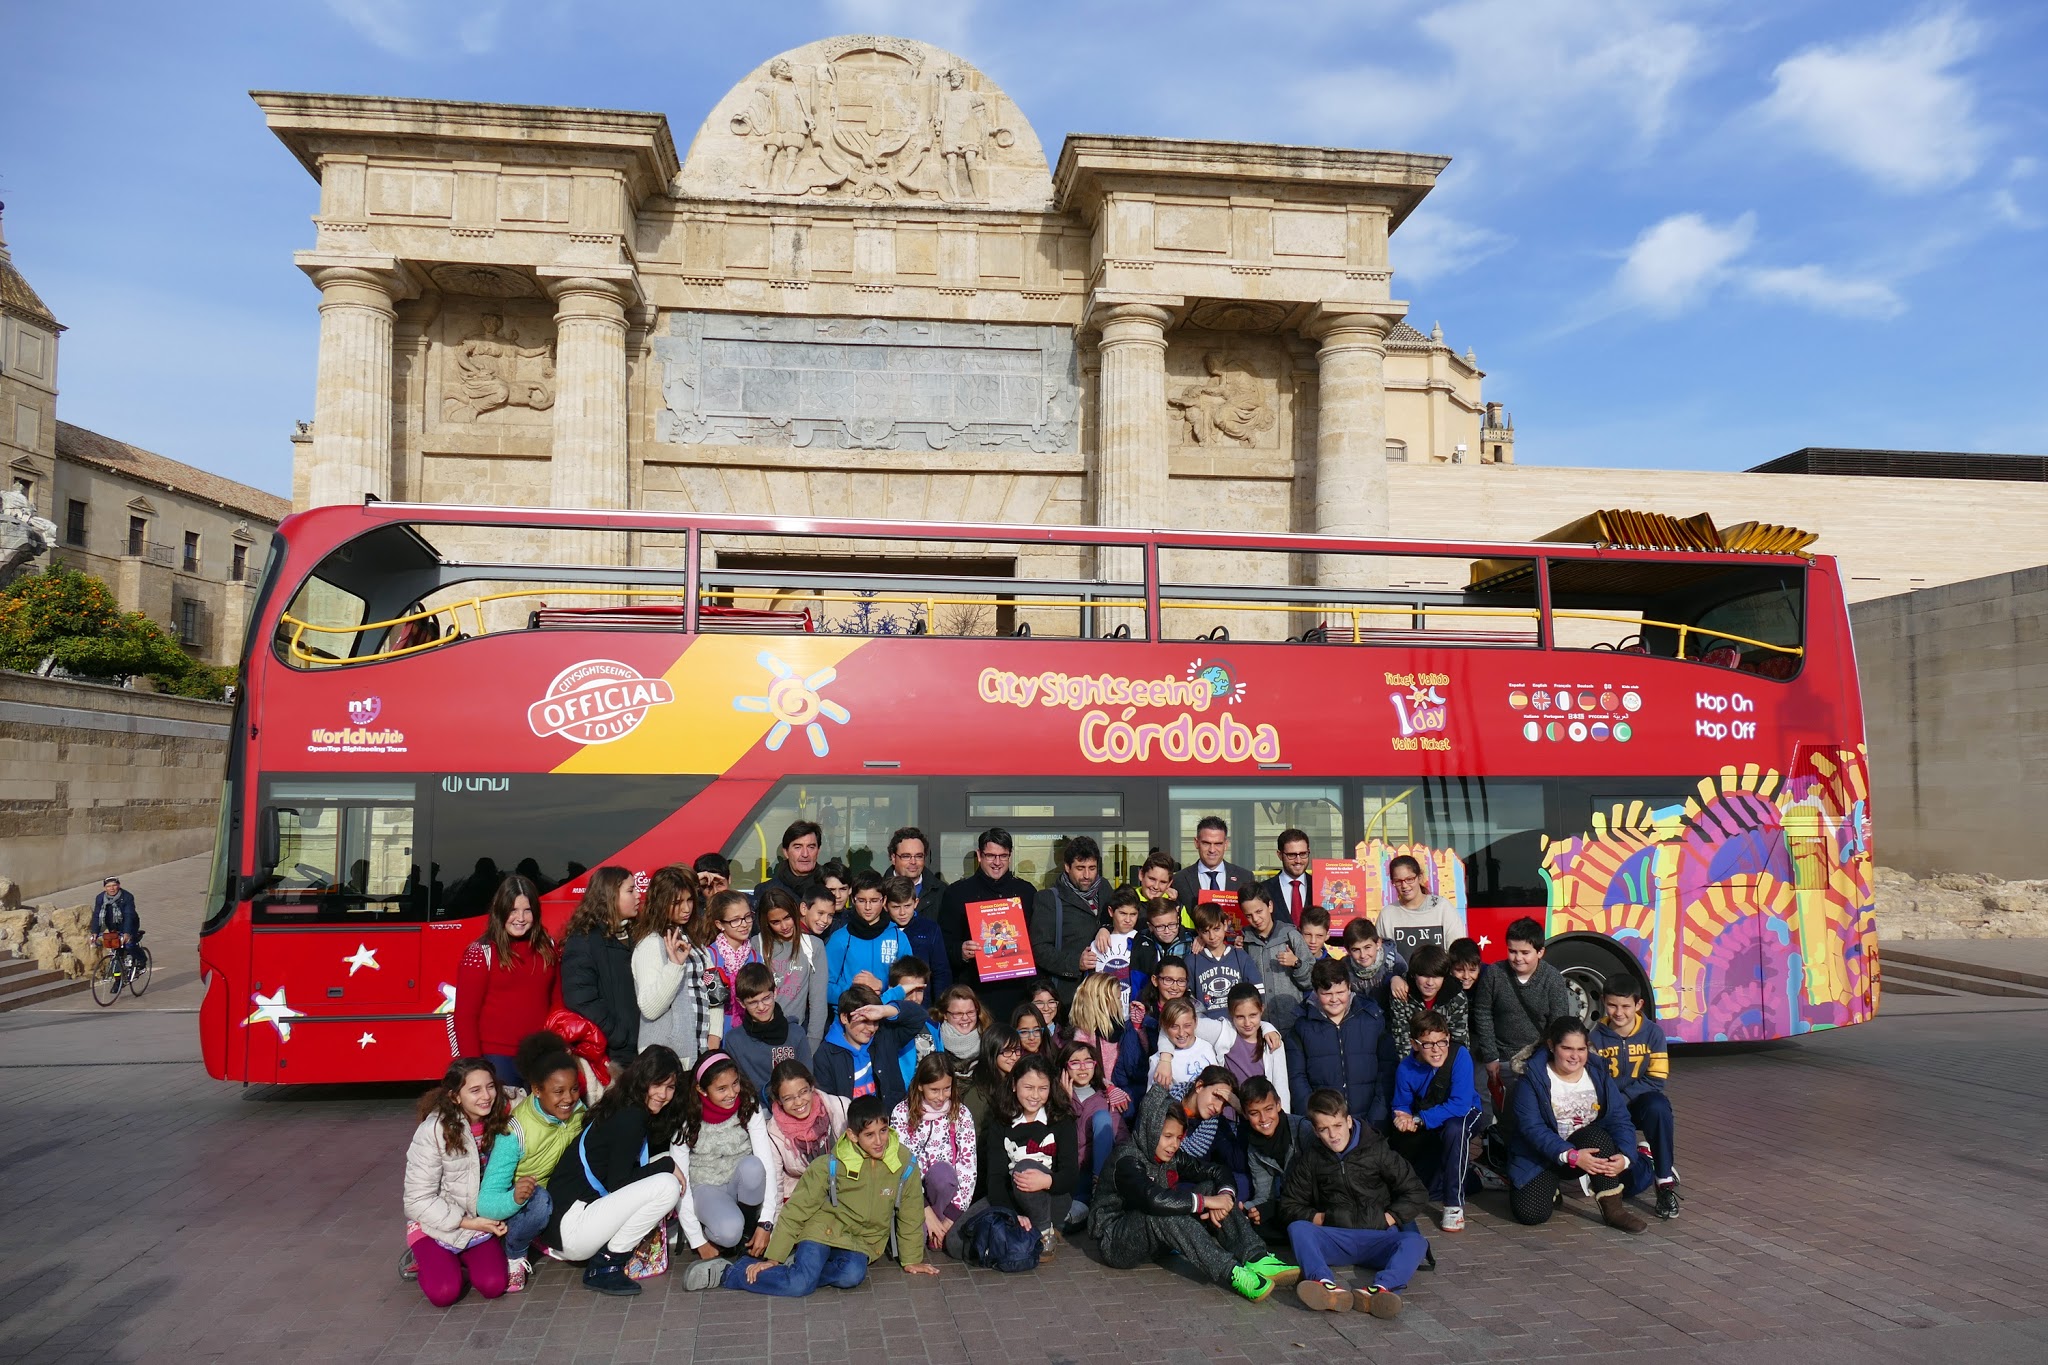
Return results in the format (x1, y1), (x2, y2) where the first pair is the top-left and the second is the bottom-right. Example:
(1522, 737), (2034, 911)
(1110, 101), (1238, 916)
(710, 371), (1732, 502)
(1279, 1088), (1433, 1319)
(1388, 1009), (1483, 1233)
(723, 1095), (937, 1295)
(1589, 979), (1680, 1220)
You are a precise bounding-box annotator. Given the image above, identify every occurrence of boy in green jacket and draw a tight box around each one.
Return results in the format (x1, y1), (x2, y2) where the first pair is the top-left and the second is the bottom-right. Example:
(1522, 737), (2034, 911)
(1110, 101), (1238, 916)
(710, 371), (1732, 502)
(723, 1095), (938, 1295)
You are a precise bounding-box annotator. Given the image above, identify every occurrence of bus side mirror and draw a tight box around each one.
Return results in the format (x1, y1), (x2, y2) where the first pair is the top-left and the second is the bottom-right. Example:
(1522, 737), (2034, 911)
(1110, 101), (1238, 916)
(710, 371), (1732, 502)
(260, 808), (292, 871)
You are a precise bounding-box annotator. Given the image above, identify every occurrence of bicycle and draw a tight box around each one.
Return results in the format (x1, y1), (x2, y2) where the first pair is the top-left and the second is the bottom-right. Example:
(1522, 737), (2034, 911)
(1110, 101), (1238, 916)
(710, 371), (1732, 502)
(89, 933), (153, 1007)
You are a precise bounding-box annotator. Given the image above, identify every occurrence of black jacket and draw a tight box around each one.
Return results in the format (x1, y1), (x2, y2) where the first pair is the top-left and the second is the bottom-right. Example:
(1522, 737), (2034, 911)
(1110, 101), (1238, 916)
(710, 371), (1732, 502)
(977, 1107), (1080, 1214)
(560, 929), (638, 1063)
(938, 869), (1041, 1012)
(753, 863), (822, 907)
(1277, 1115), (1429, 1231)
(1092, 1086), (1227, 1232)
(1031, 874), (1109, 1002)
(543, 1105), (675, 1245)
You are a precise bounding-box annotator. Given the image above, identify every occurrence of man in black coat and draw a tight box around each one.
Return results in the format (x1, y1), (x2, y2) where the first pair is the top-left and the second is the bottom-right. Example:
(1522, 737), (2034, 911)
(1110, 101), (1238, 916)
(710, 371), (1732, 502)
(886, 826), (947, 919)
(1279, 1087), (1433, 1316)
(1031, 835), (1109, 1007)
(937, 827), (1040, 1018)
(1172, 816), (1256, 907)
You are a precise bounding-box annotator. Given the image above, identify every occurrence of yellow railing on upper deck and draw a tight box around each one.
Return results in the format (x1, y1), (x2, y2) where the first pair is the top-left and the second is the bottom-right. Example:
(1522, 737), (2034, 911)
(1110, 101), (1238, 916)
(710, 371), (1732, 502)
(1547, 610), (1804, 657)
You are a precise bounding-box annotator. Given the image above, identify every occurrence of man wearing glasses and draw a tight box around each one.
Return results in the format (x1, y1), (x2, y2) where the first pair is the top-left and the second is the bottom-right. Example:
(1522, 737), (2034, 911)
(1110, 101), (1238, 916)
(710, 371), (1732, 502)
(887, 827), (947, 919)
(938, 827), (1039, 1018)
(1389, 1011), (1482, 1233)
(1374, 856), (1466, 956)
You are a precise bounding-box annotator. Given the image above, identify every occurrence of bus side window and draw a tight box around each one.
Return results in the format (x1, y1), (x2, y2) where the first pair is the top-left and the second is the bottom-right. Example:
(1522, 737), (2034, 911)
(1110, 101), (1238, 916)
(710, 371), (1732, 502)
(256, 780), (422, 922)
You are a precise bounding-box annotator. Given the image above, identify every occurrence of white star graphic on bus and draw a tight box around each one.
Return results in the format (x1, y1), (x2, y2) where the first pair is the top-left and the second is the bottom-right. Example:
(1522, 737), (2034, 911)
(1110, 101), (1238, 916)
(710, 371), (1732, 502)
(1477, 935), (1491, 949)
(435, 982), (458, 1015)
(244, 987), (305, 1041)
(357, 1031), (377, 1049)
(343, 944), (380, 976)
(733, 650), (851, 756)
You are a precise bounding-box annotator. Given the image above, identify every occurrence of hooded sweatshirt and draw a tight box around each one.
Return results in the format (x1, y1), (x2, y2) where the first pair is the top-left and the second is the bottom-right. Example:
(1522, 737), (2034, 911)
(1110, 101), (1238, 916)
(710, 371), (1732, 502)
(1089, 1084), (1230, 1248)
(764, 1128), (926, 1266)
(1238, 918), (1313, 1032)
(763, 931), (829, 1051)
(824, 914), (913, 1013)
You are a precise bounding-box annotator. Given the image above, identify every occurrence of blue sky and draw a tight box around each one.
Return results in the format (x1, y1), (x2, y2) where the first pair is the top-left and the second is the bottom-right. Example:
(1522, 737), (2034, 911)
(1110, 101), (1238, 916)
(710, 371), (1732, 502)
(2, 0), (2043, 497)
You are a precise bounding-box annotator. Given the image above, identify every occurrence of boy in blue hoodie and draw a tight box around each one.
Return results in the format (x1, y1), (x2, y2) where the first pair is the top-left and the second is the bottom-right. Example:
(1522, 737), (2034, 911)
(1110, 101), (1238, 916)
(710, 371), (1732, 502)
(1589, 980), (1679, 1220)
(1188, 902), (1264, 1020)
(814, 982), (929, 1110)
(885, 956), (943, 1089)
(1388, 1008), (1483, 1233)
(883, 875), (950, 994)
(825, 870), (912, 1010)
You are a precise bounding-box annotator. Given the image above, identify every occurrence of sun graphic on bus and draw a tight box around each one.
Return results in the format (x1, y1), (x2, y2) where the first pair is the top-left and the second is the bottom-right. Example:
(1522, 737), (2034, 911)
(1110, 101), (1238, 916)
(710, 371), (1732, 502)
(733, 650), (852, 756)
(1185, 657), (1248, 703)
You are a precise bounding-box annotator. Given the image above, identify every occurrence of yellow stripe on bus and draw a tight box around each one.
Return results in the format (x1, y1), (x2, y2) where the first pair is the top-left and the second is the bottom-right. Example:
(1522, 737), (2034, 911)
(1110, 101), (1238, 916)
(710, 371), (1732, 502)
(551, 634), (869, 775)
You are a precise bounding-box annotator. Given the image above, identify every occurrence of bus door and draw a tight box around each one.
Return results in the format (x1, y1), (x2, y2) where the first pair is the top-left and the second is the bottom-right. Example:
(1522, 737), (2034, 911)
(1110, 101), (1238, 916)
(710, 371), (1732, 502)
(248, 778), (426, 1082)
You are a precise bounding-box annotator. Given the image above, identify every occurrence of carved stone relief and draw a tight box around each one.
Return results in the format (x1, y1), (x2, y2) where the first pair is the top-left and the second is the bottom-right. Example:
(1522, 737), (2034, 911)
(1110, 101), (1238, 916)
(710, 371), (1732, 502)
(654, 312), (1078, 453)
(440, 311), (557, 423)
(1186, 299), (1291, 335)
(427, 264), (540, 299)
(679, 36), (1054, 211)
(1166, 346), (1278, 448)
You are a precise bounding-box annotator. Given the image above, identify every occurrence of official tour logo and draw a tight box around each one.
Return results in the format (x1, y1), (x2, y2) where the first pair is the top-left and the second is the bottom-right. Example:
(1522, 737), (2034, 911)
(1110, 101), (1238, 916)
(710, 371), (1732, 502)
(528, 659), (675, 745)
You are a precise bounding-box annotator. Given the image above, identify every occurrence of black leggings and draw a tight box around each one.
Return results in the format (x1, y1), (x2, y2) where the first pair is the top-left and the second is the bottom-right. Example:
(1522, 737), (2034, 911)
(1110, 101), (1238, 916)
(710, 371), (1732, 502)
(1510, 1122), (1623, 1225)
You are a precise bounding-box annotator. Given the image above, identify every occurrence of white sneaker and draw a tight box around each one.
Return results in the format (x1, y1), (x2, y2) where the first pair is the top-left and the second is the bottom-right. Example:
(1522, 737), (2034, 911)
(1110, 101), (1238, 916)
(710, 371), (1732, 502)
(1440, 1206), (1465, 1233)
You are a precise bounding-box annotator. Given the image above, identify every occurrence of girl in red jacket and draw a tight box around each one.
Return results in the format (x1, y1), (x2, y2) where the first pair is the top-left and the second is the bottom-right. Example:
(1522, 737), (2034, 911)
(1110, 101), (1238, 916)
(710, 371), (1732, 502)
(454, 876), (563, 1085)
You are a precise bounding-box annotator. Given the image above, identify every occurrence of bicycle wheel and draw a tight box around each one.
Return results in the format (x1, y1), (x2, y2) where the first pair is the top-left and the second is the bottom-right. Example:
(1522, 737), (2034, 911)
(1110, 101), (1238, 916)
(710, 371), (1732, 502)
(129, 947), (153, 997)
(89, 955), (121, 1007)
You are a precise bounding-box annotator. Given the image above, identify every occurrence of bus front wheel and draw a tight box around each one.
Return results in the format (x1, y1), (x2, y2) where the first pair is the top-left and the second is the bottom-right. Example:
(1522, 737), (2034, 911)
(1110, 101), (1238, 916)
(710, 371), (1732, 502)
(1544, 937), (1651, 1025)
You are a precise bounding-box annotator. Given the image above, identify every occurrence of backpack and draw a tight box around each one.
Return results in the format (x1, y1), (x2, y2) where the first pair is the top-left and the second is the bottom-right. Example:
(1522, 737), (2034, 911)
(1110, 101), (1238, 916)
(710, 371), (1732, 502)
(825, 1152), (919, 1261)
(955, 1204), (1042, 1273)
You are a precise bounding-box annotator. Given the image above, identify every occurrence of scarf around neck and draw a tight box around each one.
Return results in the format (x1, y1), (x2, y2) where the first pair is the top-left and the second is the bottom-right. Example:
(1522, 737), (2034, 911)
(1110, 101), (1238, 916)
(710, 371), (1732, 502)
(742, 1005), (791, 1046)
(773, 1100), (832, 1160)
(941, 1023), (981, 1061)
(700, 1094), (740, 1126)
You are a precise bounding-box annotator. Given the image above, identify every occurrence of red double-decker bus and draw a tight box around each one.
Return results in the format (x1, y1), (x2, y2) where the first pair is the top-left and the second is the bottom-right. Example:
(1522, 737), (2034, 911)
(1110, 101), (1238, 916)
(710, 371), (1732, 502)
(198, 503), (1878, 1084)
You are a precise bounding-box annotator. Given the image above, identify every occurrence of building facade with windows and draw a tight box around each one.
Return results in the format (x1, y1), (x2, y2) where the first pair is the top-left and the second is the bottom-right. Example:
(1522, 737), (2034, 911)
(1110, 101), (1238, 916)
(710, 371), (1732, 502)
(1, 206), (288, 667)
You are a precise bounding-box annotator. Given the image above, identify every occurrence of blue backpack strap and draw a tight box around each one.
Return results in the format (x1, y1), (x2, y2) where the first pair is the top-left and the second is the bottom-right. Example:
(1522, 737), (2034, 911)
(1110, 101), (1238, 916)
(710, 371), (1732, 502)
(576, 1129), (610, 1199)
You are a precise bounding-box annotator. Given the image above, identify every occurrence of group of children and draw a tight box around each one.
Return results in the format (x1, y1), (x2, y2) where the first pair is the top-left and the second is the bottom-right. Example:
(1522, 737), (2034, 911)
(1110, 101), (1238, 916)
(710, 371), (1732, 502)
(410, 825), (1683, 1315)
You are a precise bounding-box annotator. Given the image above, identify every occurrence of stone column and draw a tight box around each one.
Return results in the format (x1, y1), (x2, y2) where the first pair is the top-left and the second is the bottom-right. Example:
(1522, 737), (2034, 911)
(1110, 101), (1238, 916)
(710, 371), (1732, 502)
(1308, 306), (1406, 590)
(305, 266), (397, 509)
(544, 275), (633, 574)
(1089, 301), (1175, 631)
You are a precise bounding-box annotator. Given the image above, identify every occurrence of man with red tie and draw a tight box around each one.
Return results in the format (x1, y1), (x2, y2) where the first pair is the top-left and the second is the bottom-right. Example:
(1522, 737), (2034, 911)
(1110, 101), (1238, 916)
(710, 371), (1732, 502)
(1260, 829), (1315, 927)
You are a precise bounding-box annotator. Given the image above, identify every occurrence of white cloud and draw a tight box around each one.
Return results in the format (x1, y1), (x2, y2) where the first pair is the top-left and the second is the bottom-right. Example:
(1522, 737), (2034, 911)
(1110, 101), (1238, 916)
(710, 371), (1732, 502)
(1392, 211), (1513, 285)
(826, 0), (977, 53)
(1616, 212), (1756, 316)
(1742, 265), (1905, 320)
(1292, 0), (1705, 155)
(1758, 8), (1987, 193)
(1609, 210), (1907, 322)
(1990, 156), (2040, 227)
(323, 0), (513, 60)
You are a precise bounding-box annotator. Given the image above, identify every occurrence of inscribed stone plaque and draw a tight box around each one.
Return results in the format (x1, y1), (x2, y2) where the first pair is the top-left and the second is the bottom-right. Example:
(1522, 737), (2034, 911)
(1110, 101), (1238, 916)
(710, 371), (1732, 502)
(655, 312), (1078, 453)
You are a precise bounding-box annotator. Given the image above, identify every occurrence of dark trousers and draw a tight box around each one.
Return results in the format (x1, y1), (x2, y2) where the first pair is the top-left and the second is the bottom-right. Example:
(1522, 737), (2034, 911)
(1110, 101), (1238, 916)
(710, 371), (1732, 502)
(723, 1240), (869, 1297)
(1391, 1109), (1483, 1209)
(1076, 1110), (1116, 1206)
(1629, 1092), (1676, 1182)
(1510, 1122), (1623, 1224)
(1098, 1206), (1266, 1287)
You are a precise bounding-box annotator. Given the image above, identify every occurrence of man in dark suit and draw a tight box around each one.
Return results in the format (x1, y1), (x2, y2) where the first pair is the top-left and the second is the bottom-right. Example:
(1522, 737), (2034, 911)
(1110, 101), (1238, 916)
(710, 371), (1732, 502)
(1172, 815), (1256, 907)
(1259, 827), (1315, 927)
(887, 825), (947, 920)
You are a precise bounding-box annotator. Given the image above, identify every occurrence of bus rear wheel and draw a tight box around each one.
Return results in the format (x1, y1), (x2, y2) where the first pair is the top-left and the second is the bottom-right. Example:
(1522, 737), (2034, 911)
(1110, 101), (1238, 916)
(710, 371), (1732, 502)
(1545, 938), (1649, 1026)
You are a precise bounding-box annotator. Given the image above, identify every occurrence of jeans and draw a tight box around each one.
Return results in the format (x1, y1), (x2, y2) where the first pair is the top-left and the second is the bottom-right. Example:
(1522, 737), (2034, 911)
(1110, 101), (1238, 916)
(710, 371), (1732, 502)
(1076, 1110), (1117, 1205)
(1285, 1222), (1430, 1292)
(1629, 1092), (1677, 1182)
(723, 1240), (870, 1297)
(502, 1188), (552, 1262)
(414, 1235), (508, 1307)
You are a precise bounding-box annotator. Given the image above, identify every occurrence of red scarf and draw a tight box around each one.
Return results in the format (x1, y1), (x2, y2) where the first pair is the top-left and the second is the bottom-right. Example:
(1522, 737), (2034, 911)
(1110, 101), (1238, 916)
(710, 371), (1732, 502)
(701, 1094), (739, 1126)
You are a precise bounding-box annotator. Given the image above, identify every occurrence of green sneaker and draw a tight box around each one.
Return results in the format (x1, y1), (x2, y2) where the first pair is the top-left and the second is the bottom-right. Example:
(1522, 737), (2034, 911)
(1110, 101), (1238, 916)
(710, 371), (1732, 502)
(1229, 1265), (1273, 1302)
(1247, 1254), (1301, 1289)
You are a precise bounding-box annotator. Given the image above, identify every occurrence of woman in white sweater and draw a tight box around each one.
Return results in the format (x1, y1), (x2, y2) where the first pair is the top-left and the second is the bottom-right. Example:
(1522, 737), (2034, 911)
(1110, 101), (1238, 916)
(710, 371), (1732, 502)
(402, 1059), (512, 1307)
(632, 865), (724, 1065)
(672, 1051), (783, 1280)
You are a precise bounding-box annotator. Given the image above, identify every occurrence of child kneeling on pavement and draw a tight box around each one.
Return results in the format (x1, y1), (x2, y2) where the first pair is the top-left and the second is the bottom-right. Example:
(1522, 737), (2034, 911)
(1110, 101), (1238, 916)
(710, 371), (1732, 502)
(723, 1095), (939, 1295)
(1280, 1087), (1433, 1318)
(1089, 1080), (1299, 1302)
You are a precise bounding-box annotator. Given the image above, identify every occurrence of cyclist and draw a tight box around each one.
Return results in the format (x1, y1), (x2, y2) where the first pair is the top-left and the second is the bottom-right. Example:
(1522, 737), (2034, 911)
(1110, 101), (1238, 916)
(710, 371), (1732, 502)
(91, 877), (143, 979)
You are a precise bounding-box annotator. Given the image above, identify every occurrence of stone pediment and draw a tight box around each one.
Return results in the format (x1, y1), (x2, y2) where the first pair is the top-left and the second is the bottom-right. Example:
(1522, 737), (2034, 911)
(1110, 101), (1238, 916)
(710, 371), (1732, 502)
(678, 34), (1053, 211)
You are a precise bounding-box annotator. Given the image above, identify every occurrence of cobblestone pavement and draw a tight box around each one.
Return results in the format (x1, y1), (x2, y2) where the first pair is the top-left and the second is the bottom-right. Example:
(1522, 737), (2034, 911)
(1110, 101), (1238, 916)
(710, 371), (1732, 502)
(2, 1003), (2044, 1365)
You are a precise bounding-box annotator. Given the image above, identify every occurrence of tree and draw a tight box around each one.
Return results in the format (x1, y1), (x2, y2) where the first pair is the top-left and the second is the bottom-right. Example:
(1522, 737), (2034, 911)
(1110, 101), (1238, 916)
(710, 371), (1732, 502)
(0, 565), (233, 699)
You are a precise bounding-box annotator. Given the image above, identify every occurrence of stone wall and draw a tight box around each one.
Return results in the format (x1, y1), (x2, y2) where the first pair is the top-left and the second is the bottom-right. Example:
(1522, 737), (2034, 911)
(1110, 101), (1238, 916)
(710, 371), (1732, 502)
(1851, 566), (2048, 880)
(0, 671), (230, 896)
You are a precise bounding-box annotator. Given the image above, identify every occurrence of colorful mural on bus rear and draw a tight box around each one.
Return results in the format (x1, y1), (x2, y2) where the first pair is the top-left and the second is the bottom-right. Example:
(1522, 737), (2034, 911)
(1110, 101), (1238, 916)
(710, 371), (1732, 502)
(208, 620), (1877, 1082)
